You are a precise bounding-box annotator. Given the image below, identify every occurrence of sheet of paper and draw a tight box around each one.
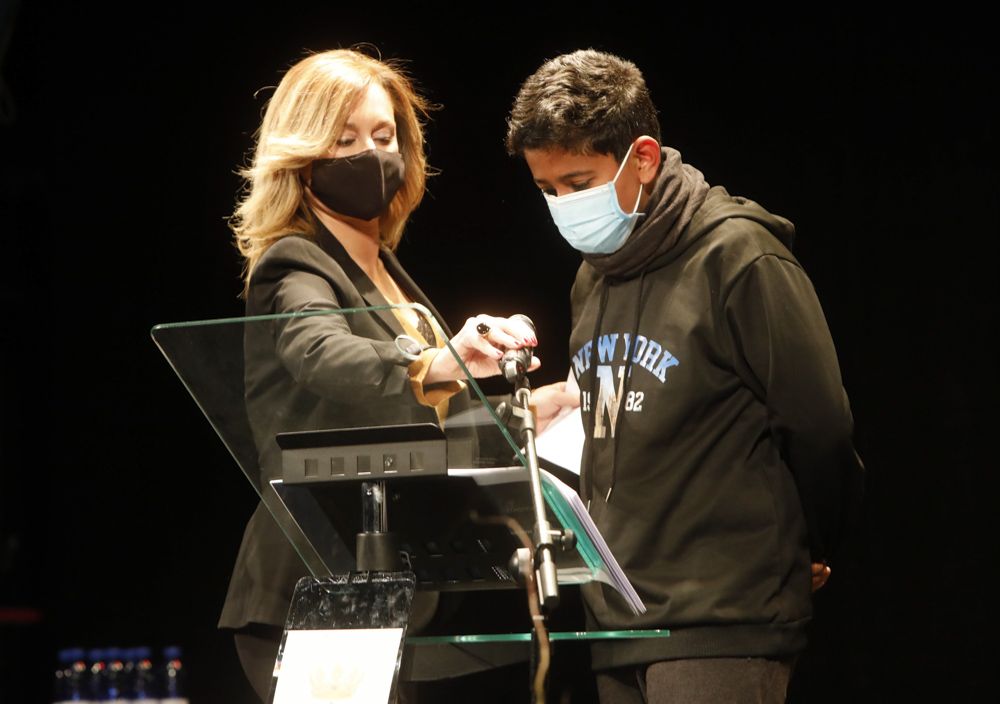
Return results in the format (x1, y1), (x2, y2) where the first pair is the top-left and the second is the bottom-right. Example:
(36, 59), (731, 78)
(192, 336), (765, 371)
(534, 369), (584, 475)
(540, 470), (646, 615)
(272, 628), (403, 704)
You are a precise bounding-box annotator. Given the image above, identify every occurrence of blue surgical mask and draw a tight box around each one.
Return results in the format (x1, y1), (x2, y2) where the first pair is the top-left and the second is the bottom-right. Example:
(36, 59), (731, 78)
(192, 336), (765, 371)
(543, 144), (643, 254)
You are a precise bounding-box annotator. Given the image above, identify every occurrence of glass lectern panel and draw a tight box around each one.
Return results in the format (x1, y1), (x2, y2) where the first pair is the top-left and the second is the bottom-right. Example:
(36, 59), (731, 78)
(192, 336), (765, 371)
(150, 304), (624, 597)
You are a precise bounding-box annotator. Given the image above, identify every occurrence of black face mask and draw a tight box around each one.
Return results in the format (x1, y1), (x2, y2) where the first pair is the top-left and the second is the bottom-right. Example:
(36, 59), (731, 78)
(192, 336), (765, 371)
(309, 149), (406, 221)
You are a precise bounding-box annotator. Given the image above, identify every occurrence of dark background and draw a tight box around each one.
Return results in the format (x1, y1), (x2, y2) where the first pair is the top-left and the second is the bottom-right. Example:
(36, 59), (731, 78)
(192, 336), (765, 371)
(1, 2), (996, 702)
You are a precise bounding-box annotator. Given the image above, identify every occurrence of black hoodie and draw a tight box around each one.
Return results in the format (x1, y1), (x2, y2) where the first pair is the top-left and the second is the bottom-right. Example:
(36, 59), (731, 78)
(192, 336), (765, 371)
(569, 149), (864, 669)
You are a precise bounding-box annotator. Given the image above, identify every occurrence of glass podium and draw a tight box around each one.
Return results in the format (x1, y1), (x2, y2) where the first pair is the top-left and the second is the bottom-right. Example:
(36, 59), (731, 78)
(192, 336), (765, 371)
(151, 304), (667, 703)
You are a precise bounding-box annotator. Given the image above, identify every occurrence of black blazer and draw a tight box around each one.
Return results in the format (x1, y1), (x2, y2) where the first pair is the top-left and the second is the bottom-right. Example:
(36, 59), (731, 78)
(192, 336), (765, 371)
(218, 220), (462, 630)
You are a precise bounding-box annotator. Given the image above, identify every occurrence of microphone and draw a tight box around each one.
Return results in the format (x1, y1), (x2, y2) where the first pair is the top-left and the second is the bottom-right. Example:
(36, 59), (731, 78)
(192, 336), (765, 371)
(500, 314), (536, 385)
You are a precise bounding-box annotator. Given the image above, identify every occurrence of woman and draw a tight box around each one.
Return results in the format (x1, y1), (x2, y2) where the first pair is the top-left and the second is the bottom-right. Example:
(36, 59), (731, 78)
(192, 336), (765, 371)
(218, 48), (544, 701)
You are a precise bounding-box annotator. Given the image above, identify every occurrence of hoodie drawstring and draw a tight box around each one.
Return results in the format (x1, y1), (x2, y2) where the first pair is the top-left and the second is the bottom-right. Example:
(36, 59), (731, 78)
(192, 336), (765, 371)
(584, 282), (610, 506)
(585, 269), (648, 505)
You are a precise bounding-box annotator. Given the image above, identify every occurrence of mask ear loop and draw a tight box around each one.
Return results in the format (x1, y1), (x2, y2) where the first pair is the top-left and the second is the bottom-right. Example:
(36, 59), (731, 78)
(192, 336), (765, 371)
(611, 142), (643, 216)
(611, 142), (635, 183)
(629, 183), (643, 215)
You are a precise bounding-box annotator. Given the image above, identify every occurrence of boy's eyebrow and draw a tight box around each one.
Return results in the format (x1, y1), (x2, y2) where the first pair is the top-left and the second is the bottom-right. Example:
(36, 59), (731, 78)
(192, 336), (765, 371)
(534, 169), (594, 186)
(557, 170), (594, 180)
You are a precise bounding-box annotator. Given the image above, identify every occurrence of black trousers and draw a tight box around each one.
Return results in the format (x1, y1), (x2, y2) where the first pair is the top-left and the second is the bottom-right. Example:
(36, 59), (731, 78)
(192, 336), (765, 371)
(596, 657), (797, 704)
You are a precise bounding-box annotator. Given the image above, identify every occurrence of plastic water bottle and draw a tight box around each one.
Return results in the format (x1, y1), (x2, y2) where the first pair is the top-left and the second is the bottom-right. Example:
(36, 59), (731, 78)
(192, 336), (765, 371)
(161, 645), (189, 704)
(103, 647), (128, 702)
(118, 649), (136, 701)
(53, 647), (90, 703)
(86, 648), (108, 702)
(130, 646), (158, 702)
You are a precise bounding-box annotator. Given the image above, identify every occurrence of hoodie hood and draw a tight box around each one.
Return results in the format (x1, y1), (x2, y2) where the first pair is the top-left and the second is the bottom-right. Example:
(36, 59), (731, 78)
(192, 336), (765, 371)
(582, 147), (710, 279)
(644, 185), (798, 275)
(687, 186), (796, 250)
(583, 147), (796, 279)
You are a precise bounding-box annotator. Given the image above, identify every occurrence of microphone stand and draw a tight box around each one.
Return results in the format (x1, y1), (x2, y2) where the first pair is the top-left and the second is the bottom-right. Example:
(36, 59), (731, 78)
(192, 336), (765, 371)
(498, 320), (574, 703)
(503, 367), (560, 614)
(502, 369), (560, 704)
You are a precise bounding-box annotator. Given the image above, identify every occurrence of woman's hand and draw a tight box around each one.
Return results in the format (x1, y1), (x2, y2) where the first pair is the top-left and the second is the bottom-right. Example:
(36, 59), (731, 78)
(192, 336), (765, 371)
(424, 315), (539, 384)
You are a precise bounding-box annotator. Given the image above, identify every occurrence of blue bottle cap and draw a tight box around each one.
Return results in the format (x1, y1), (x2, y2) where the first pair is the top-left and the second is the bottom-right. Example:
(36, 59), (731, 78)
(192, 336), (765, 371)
(135, 645), (152, 659)
(163, 645), (183, 659)
(57, 648), (77, 662)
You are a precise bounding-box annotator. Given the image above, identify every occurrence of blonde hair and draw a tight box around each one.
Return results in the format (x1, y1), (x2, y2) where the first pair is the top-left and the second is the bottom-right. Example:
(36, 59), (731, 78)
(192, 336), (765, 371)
(230, 48), (432, 292)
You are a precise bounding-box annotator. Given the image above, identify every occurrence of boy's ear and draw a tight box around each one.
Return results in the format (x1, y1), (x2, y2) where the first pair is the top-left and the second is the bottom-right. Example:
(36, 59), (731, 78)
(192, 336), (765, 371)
(634, 136), (662, 185)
